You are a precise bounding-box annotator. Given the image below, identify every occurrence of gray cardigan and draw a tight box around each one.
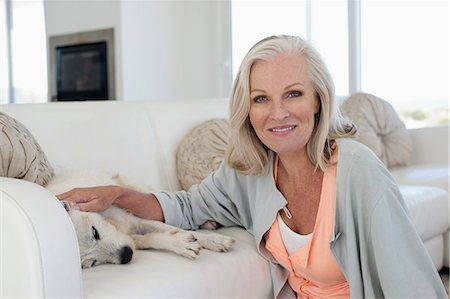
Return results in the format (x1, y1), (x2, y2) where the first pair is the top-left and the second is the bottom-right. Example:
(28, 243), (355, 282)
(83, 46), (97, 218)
(156, 138), (447, 298)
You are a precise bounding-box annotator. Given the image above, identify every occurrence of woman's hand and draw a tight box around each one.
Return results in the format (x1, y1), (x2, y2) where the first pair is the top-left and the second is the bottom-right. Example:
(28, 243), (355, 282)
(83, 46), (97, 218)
(57, 185), (165, 222)
(57, 185), (123, 212)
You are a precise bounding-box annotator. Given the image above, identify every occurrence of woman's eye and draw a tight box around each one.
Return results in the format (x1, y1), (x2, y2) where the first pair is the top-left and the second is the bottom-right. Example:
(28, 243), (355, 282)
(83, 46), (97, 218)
(287, 91), (303, 98)
(253, 96), (267, 103)
(92, 226), (100, 240)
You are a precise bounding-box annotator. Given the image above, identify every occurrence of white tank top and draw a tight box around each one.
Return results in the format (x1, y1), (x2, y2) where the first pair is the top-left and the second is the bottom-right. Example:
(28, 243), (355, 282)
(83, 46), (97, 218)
(277, 213), (312, 255)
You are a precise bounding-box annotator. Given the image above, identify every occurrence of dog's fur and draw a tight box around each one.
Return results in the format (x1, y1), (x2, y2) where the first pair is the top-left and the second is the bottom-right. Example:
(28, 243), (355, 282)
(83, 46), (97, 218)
(46, 168), (234, 268)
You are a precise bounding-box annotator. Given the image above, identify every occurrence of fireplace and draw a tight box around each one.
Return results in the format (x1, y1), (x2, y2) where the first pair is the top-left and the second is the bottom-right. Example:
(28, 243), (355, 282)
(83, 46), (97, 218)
(48, 28), (115, 101)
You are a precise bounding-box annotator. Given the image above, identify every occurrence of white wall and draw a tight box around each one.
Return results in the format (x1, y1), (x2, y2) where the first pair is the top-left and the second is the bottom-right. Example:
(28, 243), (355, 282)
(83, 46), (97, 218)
(171, 1), (232, 101)
(43, 0), (232, 101)
(44, 1), (123, 100)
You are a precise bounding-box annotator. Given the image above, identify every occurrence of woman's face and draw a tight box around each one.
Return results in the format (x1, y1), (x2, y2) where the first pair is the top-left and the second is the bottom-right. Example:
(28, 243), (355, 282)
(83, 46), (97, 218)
(249, 53), (320, 156)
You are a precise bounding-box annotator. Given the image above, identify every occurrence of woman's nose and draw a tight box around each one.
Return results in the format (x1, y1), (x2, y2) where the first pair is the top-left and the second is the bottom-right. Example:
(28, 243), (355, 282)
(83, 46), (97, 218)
(270, 101), (289, 120)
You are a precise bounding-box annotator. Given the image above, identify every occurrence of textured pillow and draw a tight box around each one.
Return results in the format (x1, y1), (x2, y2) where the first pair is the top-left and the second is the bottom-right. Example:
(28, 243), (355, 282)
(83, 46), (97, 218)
(176, 119), (231, 190)
(0, 112), (54, 186)
(340, 92), (412, 168)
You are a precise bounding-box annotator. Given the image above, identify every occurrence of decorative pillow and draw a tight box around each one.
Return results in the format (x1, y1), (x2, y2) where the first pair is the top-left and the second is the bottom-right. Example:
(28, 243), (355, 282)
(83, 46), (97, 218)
(0, 112), (54, 186)
(340, 92), (412, 168)
(176, 119), (231, 190)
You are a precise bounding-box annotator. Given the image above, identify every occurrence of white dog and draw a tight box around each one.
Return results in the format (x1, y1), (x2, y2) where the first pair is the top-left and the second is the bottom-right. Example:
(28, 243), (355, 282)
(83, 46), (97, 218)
(46, 168), (235, 268)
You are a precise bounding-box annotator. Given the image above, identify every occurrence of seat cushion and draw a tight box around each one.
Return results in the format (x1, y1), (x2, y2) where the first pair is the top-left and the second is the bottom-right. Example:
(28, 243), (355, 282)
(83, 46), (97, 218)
(399, 185), (449, 241)
(391, 164), (449, 192)
(81, 227), (272, 298)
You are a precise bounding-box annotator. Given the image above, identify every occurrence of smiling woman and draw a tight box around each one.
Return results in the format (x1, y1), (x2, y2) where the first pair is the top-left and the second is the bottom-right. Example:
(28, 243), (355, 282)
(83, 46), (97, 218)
(218, 35), (446, 298)
(248, 54), (319, 160)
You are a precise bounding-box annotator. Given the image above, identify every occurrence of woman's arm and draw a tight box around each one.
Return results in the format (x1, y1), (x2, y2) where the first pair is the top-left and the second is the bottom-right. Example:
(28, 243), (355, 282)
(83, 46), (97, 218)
(366, 185), (447, 297)
(57, 162), (250, 229)
(57, 186), (164, 221)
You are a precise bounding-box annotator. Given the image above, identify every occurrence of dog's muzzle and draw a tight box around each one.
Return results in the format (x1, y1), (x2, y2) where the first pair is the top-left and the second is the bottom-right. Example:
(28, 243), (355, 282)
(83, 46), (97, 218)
(120, 246), (133, 264)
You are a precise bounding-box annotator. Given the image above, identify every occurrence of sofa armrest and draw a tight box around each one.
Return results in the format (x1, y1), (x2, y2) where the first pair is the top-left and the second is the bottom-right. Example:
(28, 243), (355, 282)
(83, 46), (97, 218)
(409, 125), (449, 165)
(0, 178), (83, 298)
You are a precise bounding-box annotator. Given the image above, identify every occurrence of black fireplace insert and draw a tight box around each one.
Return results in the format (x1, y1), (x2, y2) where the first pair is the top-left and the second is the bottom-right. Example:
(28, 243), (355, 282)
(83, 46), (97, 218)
(55, 42), (108, 101)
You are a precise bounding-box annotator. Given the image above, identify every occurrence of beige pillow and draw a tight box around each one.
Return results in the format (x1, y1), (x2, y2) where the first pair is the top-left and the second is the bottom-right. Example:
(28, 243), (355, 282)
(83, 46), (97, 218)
(176, 119), (231, 190)
(340, 92), (412, 168)
(0, 112), (54, 186)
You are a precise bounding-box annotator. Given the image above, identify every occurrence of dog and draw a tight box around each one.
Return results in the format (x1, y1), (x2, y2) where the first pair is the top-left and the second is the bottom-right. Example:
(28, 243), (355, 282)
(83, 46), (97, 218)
(46, 168), (235, 268)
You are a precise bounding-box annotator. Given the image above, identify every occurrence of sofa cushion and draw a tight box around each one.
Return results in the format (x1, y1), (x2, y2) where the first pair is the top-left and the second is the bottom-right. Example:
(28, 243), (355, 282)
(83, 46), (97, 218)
(81, 227), (272, 298)
(176, 118), (230, 190)
(0, 112), (54, 186)
(340, 92), (412, 168)
(391, 165), (450, 192)
(400, 185), (449, 241)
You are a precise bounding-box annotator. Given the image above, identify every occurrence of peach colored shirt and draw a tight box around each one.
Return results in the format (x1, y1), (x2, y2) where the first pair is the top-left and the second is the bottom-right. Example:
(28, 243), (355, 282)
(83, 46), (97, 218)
(265, 147), (350, 298)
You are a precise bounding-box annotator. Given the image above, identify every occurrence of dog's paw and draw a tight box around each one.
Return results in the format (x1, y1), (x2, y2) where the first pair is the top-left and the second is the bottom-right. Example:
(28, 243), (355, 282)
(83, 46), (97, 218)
(131, 230), (201, 259)
(171, 230), (202, 259)
(199, 220), (220, 230)
(194, 232), (235, 252)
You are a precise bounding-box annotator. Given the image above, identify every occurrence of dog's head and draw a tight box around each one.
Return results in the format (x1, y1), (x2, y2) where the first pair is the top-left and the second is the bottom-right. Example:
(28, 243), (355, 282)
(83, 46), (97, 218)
(61, 201), (135, 268)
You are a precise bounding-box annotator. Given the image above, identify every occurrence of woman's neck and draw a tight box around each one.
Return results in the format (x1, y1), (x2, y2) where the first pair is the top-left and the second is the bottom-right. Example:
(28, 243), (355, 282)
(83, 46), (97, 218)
(276, 150), (318, 182)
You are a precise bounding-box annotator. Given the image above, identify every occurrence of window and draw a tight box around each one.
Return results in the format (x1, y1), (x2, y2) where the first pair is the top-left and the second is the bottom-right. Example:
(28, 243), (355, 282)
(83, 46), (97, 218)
(231, 0), (348, 96)
(0, 0), (47, 104)
(310, 1), (348, 97)
(0, 0), (10, 102)
(361, 1), (449, 127)
(231, 1), (308, 78)
(231, 0), (449, 127)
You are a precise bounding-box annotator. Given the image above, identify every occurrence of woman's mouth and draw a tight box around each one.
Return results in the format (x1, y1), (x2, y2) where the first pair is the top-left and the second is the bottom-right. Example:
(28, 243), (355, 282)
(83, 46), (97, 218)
(269, 125), (297, 134)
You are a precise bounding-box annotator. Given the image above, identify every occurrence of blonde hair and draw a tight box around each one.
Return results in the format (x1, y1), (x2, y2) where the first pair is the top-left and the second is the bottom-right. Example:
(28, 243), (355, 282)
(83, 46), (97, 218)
(225, 35), (355, 175)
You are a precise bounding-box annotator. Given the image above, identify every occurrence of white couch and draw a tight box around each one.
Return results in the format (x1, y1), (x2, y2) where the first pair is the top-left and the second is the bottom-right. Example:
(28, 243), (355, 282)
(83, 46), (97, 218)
(0, 98), (448, 298)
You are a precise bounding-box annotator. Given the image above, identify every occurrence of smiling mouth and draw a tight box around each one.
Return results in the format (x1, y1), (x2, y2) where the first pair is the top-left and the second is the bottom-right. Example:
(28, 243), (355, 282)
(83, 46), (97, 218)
(269, 125), (297, 133)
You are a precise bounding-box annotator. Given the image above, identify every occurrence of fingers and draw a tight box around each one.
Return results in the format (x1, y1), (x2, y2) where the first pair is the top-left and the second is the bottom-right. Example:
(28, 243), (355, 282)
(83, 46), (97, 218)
(56, 189), (91, 204)
(74, 199), (104, 212)
(55, 186), (117, 212)
(57, 194), (103, 212)
(56, 190), (73, 200)
(56, 188), (94, 212)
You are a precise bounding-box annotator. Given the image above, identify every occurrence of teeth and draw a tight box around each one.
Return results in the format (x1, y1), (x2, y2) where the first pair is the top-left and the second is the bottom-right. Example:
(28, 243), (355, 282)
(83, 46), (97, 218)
(271, 126), (294, 132)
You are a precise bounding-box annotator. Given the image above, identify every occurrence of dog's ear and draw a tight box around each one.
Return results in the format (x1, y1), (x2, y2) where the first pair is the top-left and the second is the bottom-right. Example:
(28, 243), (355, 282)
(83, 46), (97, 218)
(61, 200), (71, 213)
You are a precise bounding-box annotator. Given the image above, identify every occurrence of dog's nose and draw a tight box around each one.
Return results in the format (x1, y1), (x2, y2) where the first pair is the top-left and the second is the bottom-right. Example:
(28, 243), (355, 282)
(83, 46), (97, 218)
(120, 246), (133, 264)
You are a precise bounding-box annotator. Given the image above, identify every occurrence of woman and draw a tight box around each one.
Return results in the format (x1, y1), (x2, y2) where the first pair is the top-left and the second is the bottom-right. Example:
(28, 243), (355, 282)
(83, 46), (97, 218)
(58, 35), (446, 298)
